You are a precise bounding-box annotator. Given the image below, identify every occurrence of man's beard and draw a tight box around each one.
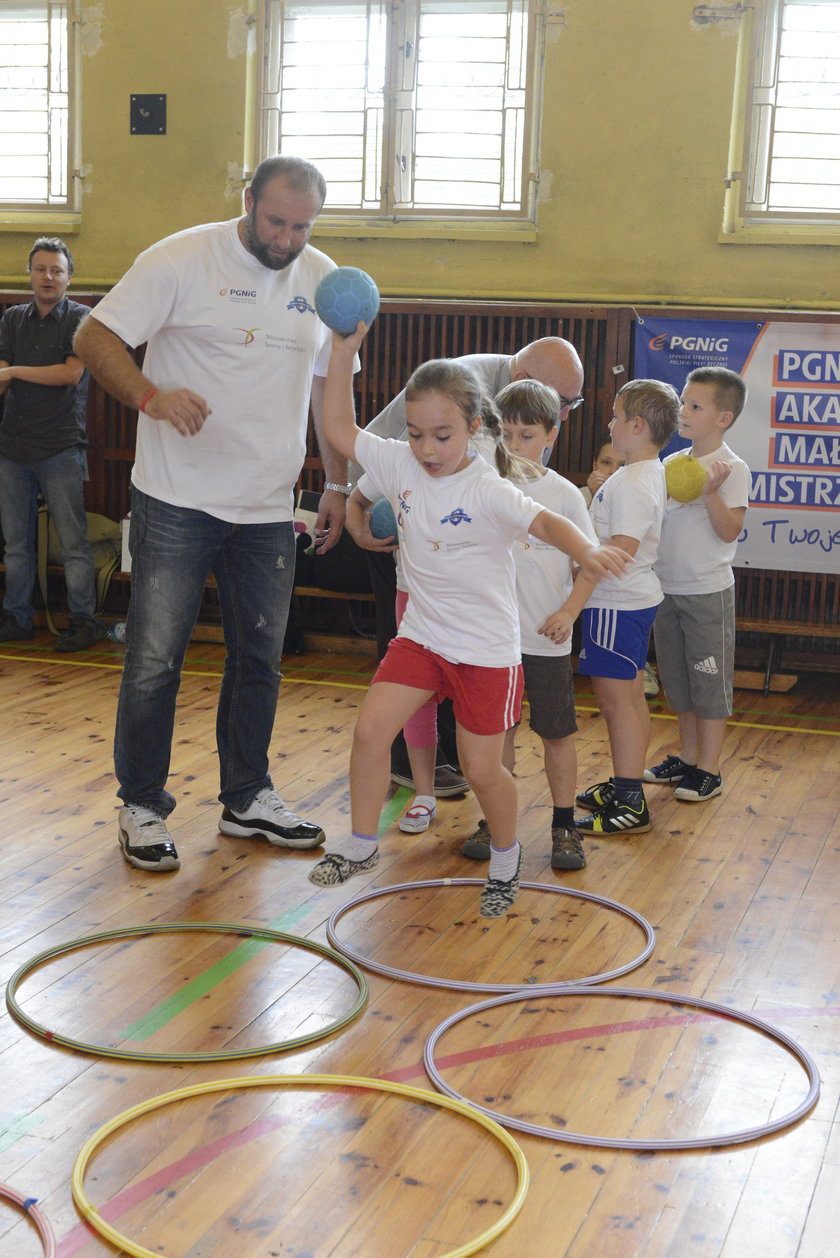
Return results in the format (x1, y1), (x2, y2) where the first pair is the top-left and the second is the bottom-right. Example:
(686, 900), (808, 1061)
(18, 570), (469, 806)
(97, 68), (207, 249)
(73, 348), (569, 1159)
(243, 210), (304, 271)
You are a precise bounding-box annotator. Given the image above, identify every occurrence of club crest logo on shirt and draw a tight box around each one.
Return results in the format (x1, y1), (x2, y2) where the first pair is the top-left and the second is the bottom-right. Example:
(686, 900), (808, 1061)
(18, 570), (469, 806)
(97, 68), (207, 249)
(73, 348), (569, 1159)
(287, 296), (316, 314)
(440, 507), (472, 526)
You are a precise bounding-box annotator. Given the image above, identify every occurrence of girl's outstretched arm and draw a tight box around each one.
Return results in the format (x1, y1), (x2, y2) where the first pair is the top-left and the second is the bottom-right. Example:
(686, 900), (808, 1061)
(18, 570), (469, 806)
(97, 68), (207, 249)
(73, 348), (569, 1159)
(528, 509), (631, 584)
(322, 321), (371, 463)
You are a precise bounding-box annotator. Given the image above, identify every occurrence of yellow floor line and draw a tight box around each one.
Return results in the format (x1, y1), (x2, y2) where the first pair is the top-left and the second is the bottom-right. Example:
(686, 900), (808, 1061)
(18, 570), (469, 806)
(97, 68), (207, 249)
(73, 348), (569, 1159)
(2, 651), (837, 735)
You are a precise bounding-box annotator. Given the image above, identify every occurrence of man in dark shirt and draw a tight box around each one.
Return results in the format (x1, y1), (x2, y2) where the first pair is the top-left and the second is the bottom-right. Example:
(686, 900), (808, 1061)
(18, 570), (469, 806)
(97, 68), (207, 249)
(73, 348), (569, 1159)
(0, 236), (100, 651)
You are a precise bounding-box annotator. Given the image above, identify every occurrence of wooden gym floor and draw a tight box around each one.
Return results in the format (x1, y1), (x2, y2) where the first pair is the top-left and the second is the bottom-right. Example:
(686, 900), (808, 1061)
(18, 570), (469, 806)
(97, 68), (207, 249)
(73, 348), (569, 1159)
(0, 636), (838, 1258)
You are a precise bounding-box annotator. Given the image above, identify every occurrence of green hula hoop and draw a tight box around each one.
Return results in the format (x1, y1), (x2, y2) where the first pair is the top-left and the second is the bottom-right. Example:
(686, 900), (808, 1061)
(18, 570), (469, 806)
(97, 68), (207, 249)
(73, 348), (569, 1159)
(5, 921), (368, 1062)
(72, 1074), (529, 1258)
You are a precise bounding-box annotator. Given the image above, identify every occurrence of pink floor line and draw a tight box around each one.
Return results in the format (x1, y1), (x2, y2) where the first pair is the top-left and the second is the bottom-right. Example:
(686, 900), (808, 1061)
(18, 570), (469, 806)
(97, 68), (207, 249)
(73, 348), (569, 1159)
(57, 1001), (839, 1255)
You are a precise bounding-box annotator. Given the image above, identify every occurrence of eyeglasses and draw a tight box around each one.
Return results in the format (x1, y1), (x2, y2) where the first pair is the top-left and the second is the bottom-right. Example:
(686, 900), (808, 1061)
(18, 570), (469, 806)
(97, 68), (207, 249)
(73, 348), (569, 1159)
(558, 394), (584, 411)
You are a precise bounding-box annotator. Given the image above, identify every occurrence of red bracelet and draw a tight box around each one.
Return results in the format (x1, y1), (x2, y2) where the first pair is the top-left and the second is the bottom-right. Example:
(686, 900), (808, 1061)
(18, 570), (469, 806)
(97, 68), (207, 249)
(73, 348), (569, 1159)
(139, 387), (159, 412)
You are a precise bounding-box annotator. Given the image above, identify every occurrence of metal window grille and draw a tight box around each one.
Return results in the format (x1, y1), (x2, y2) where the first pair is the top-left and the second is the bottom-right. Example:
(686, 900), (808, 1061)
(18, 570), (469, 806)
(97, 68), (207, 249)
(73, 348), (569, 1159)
(259, 0), (540, 219)
(745, 0), (840, 220)
(0, 0), (74, 209)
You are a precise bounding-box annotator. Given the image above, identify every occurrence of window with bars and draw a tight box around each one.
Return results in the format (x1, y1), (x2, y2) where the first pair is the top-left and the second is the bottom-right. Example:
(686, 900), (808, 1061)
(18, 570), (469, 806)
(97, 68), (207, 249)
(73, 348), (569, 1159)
(258, 0), (542, 221)
(0, 0), (75, 211)
(742, 0), (840, 223)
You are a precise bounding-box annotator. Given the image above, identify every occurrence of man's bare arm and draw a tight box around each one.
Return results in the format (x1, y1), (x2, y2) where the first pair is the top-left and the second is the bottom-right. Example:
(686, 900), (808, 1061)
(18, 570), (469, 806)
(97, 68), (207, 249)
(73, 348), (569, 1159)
(73, 314), (210, 436)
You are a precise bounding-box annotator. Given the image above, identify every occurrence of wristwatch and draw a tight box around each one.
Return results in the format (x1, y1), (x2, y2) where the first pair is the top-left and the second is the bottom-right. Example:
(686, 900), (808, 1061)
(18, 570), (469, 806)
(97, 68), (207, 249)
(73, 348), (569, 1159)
(324, 482), (352, 495)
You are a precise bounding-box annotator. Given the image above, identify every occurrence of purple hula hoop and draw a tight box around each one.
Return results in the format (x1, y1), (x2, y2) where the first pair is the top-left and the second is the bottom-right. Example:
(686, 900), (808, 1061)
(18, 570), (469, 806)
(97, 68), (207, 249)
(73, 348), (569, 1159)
(327, 877), (655, 993)
(423, 984), (821, 1150)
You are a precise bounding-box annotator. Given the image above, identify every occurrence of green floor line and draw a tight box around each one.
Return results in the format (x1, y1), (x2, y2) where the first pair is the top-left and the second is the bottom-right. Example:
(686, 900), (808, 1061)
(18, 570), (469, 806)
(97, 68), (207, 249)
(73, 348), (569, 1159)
(0, 1112), (42, 1154)
(378, 785), (413, 835)
(120, 905), (313, 1042)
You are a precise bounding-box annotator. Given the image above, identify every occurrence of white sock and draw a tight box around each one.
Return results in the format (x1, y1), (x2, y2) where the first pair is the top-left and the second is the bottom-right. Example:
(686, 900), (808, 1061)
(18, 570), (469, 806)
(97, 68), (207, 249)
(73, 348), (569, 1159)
(408, 794), (435, 814)
(327, 831), (378, 861)
(489, 840), (521, 881)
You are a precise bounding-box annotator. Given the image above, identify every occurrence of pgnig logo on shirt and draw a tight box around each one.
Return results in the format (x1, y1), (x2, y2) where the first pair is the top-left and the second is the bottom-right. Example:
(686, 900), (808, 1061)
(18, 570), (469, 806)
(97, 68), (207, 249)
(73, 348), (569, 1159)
(440, 507), (472, 526)
(220, 287), (257, 305)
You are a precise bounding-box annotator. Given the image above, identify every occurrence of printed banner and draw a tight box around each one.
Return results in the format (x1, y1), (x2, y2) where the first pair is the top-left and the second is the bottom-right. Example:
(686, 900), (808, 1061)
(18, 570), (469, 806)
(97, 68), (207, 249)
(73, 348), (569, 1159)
(633, 317), (840, 574)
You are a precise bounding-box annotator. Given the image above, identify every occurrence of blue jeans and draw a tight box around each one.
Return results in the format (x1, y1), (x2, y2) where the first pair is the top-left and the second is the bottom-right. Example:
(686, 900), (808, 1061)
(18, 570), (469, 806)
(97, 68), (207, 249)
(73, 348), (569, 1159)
(0, 447), (96, 628)
(115, 488), (296, 815)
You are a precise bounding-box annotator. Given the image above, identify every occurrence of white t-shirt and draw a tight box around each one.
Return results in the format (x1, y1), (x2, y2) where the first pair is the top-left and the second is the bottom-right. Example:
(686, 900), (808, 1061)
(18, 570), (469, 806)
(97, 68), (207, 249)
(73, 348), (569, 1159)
(355, 428), (543, 667)
(515, 469), (596, 658)
(91, 219), (336, 523)
(656, 442), (751, 595)
(587, 458), (666, 610)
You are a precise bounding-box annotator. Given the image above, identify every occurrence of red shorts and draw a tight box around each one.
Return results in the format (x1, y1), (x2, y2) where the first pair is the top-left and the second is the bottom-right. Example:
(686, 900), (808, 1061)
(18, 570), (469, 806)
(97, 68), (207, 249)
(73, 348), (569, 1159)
(373, 637), (523, 736)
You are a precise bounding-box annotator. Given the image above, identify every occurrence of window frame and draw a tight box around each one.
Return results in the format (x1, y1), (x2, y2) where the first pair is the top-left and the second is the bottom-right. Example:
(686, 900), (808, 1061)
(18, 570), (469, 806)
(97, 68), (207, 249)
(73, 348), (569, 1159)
(0, 0), (81, 226)
(723, 0), (840, 244)
(253, 0), (545, 238)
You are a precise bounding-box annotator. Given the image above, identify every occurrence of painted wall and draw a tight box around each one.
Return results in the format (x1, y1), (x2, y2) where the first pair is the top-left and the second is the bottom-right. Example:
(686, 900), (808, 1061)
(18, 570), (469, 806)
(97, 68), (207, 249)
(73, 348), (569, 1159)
(0, 0), (835, 309)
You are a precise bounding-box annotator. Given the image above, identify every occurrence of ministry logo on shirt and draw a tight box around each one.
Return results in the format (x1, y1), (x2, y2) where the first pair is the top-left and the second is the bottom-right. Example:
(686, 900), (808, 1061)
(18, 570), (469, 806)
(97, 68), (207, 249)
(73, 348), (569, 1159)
(440, 507), (472, 526)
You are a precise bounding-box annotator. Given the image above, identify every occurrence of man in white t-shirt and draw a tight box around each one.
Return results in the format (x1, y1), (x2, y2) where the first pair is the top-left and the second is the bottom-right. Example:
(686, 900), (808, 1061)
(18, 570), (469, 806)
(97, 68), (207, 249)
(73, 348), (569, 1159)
(74, 156), (350, 873)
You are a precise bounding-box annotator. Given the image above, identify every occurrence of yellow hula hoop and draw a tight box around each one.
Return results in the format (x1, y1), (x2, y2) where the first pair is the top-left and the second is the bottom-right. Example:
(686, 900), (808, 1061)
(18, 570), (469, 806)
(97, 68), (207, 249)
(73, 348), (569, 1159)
(72, 1074), (530, 1258)
(5, 922), (368, 1062)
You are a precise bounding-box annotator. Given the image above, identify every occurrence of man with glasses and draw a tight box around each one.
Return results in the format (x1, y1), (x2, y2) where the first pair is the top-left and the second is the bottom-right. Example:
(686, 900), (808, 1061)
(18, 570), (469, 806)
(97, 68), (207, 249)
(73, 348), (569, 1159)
(350, 336), (585, 796)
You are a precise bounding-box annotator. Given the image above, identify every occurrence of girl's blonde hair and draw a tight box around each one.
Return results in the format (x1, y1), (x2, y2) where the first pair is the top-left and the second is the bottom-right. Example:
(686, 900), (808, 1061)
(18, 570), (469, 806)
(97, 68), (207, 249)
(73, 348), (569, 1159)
(405, 359), (541, 482)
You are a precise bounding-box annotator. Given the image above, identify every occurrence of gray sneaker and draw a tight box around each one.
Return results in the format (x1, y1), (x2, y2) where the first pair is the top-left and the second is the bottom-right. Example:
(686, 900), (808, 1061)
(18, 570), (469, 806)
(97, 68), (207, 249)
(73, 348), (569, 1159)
(460, 817), (491, 860)
(118, 805), (180, 871)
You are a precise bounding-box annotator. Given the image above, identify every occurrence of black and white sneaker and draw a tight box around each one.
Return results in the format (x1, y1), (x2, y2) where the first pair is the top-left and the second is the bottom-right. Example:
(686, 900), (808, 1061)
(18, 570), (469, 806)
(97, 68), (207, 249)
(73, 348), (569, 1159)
(219, 788), (325, 848)
(674, 767), (723, 801)
(118, 805), (180, 871)
(643, 754), (692, 784)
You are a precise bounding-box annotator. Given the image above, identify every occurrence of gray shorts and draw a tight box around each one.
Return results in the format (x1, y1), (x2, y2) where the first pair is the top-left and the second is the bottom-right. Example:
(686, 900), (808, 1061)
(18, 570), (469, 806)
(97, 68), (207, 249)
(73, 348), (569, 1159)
(521, 653), (578, 741)
(653, 588), (735, 719)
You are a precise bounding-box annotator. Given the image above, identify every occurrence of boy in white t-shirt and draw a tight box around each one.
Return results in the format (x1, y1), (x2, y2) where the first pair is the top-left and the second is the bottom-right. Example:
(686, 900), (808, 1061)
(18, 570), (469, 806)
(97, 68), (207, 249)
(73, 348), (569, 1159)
(645, 367), (750, 802)
(571, 379), (679, 835)
(460, 380), (598, 871)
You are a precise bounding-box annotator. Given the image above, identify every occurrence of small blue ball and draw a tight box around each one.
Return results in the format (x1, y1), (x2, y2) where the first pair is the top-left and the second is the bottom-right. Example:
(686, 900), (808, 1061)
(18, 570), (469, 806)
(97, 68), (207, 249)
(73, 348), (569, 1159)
(369, 497), (397, 540)
(315, 266), (380, 336)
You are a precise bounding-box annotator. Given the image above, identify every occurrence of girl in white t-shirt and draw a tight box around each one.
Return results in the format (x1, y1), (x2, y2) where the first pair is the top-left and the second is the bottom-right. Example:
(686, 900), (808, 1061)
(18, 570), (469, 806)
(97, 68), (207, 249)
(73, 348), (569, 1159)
(309, 323), (628, 917)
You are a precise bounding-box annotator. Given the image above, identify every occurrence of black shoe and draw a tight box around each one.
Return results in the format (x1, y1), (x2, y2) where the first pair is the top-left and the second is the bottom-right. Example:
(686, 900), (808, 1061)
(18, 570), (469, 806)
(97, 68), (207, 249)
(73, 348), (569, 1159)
(643, 754), (691, 784)
(575, 779), (615, 810)
(54, 617), (105, 652)
(674, 767), (723, 801)
(0, 611), (34, 643)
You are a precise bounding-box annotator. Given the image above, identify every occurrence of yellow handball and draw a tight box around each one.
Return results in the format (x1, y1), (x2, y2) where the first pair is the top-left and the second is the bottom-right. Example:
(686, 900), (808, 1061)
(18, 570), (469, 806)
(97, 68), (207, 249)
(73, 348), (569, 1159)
(665, 454), (707, 502)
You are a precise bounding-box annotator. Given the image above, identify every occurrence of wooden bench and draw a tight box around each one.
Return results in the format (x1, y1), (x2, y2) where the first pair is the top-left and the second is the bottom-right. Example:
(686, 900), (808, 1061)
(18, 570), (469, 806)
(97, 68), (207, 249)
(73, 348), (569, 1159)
(735, 616), (838, 696)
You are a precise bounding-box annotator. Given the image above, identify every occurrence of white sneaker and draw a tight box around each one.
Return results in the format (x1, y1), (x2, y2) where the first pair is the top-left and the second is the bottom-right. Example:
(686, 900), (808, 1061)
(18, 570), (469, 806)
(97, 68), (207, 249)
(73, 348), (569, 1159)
(399, 801), (436, 833)
(118, 805), (180, 871)
(219, 787), (325, 849)
(643, 664), (660, 697)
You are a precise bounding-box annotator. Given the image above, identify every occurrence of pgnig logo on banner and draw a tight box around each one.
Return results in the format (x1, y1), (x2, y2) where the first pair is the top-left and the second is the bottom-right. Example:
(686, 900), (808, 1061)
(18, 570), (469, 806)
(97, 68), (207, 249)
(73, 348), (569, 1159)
(648, 333), (730, 353)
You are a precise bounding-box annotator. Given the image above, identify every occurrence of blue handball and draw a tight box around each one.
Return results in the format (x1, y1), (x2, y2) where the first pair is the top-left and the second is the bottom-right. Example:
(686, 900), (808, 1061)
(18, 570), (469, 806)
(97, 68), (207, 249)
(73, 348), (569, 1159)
(369, 497), (397, 540)
(315, 266), (380, 336)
